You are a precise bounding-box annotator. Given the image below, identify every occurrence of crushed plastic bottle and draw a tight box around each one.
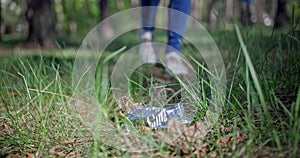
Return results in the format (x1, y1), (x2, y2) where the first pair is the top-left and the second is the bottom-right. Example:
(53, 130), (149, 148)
(127, 102), (192, 129)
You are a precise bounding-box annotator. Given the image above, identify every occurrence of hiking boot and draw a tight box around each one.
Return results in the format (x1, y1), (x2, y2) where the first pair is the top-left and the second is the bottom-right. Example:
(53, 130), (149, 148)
(165, 52), (188, 75)
(139, 32), (157, 63)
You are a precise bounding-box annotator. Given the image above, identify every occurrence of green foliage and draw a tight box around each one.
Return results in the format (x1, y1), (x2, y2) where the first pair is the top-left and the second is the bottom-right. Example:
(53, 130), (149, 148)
(0, 25), (300, 157)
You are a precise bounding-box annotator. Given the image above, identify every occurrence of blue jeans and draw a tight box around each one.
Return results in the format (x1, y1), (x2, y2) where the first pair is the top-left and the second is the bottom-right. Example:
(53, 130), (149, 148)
(241, 0), (253, 4)
(141, 0), (192, 54)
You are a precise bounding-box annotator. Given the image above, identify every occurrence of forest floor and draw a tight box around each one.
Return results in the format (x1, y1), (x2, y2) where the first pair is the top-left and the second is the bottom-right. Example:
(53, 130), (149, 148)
(0, 26), (299, 157)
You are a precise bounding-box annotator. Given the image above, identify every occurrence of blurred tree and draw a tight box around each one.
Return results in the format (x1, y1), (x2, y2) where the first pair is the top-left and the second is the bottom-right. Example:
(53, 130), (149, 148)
(26, 0), (56, 48)
(100, 0), (109, 21)
(252, 0), (274, 26)
(99, 0), (113, 38)
(209, 0), (219, 30)
(275, 0), (290, 27)
(240, 0), (252, 26)
(0, 1), (2, 41)
(224, 0), (233, 23)
(54, 0), (65, 35)
(191, 0), (203, 22)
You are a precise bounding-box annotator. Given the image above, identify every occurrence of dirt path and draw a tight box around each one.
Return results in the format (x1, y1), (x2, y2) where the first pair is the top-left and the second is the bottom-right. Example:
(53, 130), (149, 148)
(0, 48), (41, 57)
(0, 48), (77, 58)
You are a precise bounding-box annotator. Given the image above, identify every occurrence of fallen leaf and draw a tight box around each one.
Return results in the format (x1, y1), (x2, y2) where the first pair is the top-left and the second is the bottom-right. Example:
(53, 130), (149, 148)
(116, 96), (144, 117)
(1, 120), (14, 135)
(156, 119), (209, 155)
(24, 152), (35, 158)
(216, 132), (248, 148)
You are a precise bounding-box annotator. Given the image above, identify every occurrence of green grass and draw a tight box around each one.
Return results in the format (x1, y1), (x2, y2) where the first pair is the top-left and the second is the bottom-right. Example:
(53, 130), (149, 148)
(0, 26), (300, 157)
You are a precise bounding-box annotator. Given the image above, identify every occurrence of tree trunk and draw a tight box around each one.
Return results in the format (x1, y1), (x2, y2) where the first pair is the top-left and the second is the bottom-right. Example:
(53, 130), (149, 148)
(274, 0), (289, 28)
(54, 0), (65, 35)
(99, 0), (113, 38)
(0, 1), (2, 41)
(270, 0), (278, 20)
(131, 0), (139, 7)
(209, 0), (219, 30)
(100, 0), (110, 20)
(224, 0), (233, 23)
(240, 1), (252, 26)
(26, 0), (56, 48)
(191, 0), (202, 22)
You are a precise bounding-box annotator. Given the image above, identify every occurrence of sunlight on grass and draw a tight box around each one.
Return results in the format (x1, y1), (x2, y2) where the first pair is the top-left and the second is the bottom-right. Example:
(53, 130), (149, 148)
(0, 26), (299, 157)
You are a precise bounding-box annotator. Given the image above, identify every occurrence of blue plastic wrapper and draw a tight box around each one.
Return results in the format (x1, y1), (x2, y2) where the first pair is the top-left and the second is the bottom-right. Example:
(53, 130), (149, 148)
(127, 102), (192, 129)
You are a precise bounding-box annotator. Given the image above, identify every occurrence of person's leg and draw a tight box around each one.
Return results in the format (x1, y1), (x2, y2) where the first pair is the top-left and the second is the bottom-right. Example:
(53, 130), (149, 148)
(140, 0), (160, 63)
(167, 0), (192, 54)
(141, 0), (160, 40)
(165, 0), (192, 75)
